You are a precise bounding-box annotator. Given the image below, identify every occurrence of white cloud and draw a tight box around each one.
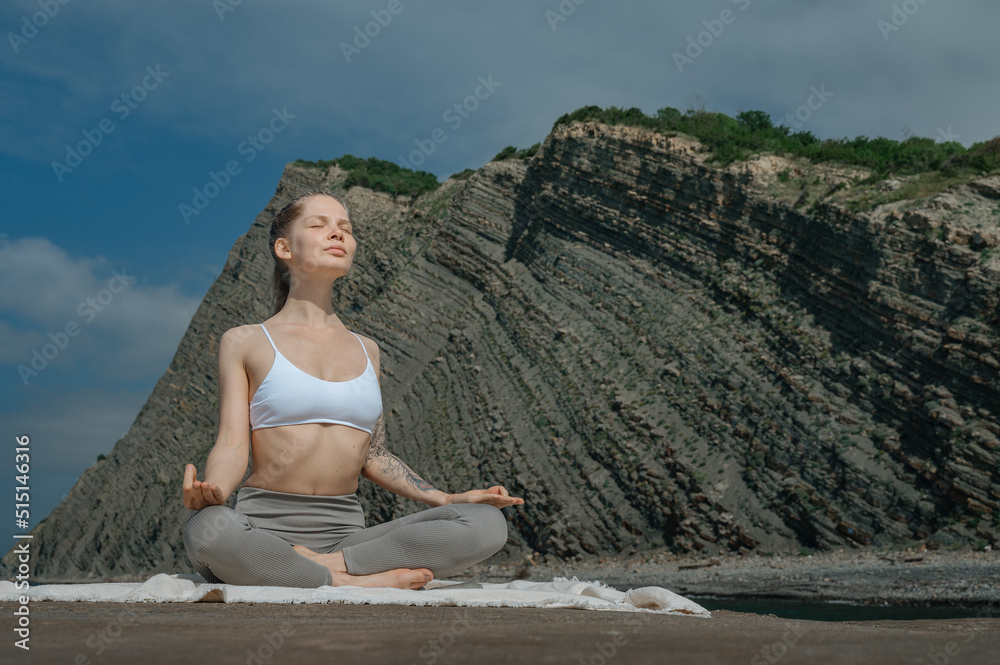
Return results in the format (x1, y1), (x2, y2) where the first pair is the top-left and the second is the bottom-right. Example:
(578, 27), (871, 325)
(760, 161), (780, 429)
(4, 0), (1000, 176)
(0, 237), (200, 385)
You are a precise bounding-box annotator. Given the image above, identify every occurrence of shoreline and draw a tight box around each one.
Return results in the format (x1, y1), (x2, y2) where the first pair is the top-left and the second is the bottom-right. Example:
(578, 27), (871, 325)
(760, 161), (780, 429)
(463, 548), (1000, 607)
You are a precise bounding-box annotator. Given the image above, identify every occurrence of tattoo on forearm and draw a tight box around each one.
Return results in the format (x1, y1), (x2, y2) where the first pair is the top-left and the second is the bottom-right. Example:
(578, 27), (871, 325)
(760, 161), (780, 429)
(363, 413), (388, 471)
(363, 412), (438, 493)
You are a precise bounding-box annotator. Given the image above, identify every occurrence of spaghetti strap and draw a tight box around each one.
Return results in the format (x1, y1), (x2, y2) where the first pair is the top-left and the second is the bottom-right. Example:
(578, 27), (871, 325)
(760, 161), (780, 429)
(348, 331), (370, 363)
(248, 324), (383, 434)
(259, 323), (278, 352)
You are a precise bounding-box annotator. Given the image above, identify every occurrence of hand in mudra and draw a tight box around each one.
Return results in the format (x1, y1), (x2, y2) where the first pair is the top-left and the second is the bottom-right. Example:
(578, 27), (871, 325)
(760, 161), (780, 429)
(183, 464), (227, 510)
(446, 485), (524, 508)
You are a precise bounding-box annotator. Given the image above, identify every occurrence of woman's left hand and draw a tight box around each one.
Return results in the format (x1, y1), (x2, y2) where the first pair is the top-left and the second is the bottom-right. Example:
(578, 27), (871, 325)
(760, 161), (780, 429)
(445, 485), (524, 508)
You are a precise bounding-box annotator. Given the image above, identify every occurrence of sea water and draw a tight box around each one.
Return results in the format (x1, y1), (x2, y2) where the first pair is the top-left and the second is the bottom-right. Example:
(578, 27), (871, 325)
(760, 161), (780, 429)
(690, 597), (987, 622)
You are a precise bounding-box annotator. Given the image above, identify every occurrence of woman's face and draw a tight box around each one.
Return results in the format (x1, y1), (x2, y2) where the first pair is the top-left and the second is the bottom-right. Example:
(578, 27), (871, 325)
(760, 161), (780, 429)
(278, 195), (356, 279)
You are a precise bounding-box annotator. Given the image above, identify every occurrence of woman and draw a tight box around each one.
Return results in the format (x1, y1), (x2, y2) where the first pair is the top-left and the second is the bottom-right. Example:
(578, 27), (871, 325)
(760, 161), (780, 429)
(182, 189), (523, 590)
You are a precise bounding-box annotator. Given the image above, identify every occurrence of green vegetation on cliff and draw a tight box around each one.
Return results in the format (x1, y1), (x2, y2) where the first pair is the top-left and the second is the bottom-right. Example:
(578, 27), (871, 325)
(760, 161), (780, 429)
(554, 105), (1000, 178)
(294, 154), (440, 198)
(492, 143), (541, 162)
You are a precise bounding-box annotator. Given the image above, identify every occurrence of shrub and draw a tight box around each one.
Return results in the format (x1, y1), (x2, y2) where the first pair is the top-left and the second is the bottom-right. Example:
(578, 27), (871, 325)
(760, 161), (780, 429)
(737, 110), (773, 132)
(941, 137), (1000, 175)
(491, 146), (518, 162)
(492, 143), (541, 162)
(552, 105), (982, 176)
(517, 143), (541, 159)
(294, 155), (439, 198)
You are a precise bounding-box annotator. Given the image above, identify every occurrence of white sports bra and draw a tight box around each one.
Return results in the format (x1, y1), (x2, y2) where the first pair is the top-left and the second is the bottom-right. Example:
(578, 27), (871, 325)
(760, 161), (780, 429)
(249, 323), (383, 434)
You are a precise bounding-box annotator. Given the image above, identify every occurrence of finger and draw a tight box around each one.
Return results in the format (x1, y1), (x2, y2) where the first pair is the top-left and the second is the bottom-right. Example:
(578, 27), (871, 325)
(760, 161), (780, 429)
(183, 465), (194, 491)
(184, 470), (199, 504)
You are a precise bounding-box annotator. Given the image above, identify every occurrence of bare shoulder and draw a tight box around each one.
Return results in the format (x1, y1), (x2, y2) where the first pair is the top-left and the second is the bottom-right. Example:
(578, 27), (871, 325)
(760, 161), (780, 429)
(221, 324), (261, 346)
(351, 331), (381, 369)
(219, 324), (266, 357)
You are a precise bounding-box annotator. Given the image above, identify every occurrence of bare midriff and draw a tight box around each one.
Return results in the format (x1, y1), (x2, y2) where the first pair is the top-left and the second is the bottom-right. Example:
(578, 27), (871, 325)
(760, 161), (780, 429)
(243, 422), (371, 496)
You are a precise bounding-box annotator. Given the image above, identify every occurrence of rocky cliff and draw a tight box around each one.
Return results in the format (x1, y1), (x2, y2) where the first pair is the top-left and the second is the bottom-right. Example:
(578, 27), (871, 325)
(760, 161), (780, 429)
(5, 121), (999, 582)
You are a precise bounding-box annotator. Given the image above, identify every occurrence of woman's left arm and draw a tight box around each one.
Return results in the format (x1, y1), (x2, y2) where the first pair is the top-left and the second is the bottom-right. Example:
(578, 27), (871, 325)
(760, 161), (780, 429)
(359, 338), (523, 509)
(361, 412), (452, 507)
(360, 413), (525, 508)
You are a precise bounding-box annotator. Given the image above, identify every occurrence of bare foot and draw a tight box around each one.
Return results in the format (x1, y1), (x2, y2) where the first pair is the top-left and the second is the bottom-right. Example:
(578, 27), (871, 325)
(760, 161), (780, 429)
(292, 544), (433, 590)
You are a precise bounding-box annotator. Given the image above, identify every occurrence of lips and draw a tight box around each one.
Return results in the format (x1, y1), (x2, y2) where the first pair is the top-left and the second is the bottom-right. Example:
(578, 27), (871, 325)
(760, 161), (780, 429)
(325, 246), (347, 255)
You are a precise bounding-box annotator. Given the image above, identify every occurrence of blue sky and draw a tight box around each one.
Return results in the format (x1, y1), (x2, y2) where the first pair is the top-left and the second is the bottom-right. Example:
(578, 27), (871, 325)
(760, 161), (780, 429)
(3, 0), (999, 526)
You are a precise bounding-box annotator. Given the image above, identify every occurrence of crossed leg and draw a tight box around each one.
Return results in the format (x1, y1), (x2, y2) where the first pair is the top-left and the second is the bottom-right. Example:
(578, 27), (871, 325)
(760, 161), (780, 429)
(182, 502), (508, 588)
(297, 502), (509, 579)
(183, 505), (429, 589)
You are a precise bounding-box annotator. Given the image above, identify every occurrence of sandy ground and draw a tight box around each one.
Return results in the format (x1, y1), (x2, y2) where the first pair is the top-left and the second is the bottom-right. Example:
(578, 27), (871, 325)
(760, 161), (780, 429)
(2, 601), (998, 665)
(4, 549), (997, 664)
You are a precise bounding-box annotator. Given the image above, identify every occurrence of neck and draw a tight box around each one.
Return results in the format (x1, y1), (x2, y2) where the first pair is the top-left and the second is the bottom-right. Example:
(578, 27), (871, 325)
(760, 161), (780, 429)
(280, 275), (342, 327)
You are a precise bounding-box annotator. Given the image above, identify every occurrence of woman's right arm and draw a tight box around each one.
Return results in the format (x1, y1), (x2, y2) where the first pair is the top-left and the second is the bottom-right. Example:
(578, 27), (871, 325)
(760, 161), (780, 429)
(183, 327), (252, 510)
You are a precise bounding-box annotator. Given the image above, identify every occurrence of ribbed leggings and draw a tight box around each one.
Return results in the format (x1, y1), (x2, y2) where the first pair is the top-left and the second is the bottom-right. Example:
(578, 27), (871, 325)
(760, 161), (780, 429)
(182, 486), (509, 588)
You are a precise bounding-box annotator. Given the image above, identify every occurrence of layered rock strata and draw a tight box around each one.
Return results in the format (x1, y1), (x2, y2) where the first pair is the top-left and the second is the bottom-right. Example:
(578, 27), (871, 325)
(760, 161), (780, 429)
(5, 122), (998, 582)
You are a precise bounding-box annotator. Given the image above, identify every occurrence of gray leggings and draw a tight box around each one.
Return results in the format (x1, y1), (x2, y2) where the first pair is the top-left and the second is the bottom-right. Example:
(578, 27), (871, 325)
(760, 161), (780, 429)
(182, 486), (509, 588)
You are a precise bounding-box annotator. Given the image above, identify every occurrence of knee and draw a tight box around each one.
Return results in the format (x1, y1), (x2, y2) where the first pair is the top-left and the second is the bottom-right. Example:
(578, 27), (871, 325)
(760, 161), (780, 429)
(471, 504), (508, 554)
(183, 505), (239, 556)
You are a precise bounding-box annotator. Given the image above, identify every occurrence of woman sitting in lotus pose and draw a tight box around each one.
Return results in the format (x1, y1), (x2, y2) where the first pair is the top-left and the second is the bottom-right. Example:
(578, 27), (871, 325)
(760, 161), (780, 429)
(182, 189), (523, 589)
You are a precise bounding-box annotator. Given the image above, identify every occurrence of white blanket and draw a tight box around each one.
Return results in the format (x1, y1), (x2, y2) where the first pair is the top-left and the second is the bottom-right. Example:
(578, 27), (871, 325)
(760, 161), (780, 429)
(0, 573), (710, 617)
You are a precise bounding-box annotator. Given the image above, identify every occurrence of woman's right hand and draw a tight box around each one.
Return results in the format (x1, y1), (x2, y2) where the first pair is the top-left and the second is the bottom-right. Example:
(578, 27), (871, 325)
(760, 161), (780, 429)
(183, 464), (228, 510)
